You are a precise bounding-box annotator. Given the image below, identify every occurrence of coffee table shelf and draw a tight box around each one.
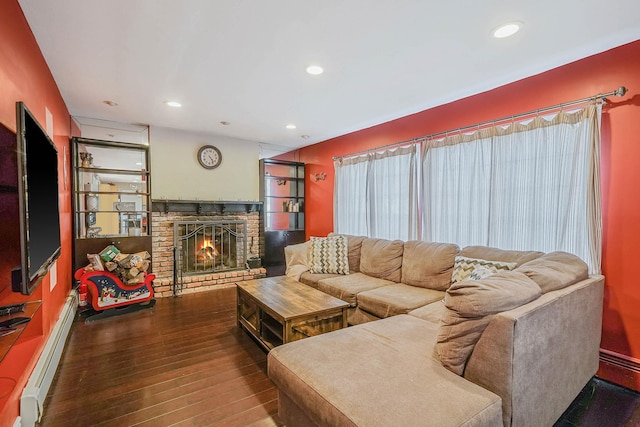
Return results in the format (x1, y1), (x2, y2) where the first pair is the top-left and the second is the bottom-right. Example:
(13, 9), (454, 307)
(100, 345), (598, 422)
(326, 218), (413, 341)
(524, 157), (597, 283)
(260, 313), (284, 347)
(237, 276), (348, 350)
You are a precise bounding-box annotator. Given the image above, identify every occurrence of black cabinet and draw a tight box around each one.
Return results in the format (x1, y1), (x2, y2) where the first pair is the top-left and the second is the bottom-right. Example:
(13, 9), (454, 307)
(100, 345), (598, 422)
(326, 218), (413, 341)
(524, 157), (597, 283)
(264, 230), (305, 276)
(259, 159), (305, 276)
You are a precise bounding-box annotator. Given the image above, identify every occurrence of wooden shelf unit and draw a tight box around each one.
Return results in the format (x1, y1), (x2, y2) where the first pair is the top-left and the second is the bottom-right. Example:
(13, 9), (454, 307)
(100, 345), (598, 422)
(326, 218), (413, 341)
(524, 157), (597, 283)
(71, 137), (152, 272)
(259, 159), (305, 276)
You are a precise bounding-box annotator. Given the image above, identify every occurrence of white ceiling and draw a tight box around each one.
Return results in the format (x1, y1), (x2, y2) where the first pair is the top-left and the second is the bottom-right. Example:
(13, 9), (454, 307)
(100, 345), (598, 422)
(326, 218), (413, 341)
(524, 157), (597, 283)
(18, 0), (640, 151)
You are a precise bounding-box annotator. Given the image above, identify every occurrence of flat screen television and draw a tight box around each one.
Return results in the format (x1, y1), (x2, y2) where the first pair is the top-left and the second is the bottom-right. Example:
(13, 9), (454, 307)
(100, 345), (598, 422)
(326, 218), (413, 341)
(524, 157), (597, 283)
(13, 102), (61, 295)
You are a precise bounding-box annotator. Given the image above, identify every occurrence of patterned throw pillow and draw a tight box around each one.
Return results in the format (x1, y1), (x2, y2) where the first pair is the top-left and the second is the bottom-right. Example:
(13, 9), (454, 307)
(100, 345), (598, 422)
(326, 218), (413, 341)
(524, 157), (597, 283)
(469, 266), (495, 281)
(451, 256), (517, 283)
(308, 236), (349, 275)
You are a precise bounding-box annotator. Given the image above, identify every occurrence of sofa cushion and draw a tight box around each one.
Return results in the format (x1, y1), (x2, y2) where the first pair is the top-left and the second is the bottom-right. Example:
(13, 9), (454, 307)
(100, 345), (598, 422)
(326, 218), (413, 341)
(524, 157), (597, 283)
(359, 238), (404, 282)
(349, 307), (383, 325)
(515, 251), (589, 293)
(409, 299), (446, 325)
(357, 283), (445, 318)
(436, 271), (542, 375)
(329, 233), (366, 273)
(401, 241), (459, 290)
(317, 273), (393, 307)
(299, 272), (342, 289)
(451, 256), (517, 283)
(284, 241), (310, 281)
(461, 246), (544, 267)
(308, 235), (349, 274)
(285, 241), (309, 267)
(268, 315), (503, 427)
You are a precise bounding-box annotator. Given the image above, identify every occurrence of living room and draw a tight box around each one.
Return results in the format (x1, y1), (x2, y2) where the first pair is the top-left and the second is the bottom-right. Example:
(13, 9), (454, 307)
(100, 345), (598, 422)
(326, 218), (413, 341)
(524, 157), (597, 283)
(1, 0), (640, 426)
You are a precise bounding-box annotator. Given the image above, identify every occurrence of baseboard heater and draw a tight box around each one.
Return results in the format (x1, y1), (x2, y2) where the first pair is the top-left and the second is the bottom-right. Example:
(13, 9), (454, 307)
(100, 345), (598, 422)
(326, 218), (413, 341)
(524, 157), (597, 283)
(19, 290), (78, 427)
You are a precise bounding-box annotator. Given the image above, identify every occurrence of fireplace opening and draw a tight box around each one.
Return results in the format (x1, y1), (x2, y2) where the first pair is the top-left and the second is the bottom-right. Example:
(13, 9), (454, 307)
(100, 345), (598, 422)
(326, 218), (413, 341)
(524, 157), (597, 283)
(174, 220), (247, 278)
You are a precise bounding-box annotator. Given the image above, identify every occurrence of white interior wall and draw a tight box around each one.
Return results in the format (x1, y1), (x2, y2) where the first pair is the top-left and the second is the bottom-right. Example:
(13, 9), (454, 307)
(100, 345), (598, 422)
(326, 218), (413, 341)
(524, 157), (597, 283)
(150, 126), (260, 201)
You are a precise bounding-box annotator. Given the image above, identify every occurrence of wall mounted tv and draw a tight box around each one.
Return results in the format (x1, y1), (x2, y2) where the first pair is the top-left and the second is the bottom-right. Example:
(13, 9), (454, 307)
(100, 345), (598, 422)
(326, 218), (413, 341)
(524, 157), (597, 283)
(13, 102), (61, 295)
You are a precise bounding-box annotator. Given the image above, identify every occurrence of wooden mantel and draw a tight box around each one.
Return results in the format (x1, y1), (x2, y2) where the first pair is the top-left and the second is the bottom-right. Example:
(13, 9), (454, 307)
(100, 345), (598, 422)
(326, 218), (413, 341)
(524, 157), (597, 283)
(152, 199), (263, 214)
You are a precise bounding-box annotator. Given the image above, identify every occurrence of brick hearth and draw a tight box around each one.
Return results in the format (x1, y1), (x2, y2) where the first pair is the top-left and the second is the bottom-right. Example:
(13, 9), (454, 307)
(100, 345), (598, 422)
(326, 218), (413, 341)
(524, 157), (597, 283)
(151, 200), (265, 298)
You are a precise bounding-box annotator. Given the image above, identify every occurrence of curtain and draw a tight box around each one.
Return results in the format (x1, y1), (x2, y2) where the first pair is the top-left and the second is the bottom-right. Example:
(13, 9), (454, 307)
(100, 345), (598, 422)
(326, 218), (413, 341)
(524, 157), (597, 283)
(422, 104), (602, 273)
(334, 145), (419, 240)
(334, 155), (369, 237)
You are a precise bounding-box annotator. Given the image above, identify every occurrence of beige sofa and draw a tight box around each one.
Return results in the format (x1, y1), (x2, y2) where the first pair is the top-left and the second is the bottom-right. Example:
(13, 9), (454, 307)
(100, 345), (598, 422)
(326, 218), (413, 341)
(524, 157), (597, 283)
(268, 234), (604, 426)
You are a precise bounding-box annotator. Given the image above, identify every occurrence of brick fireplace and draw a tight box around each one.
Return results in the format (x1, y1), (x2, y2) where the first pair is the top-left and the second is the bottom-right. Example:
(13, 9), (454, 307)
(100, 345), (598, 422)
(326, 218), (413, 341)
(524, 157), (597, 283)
(151, 200), (265, 297)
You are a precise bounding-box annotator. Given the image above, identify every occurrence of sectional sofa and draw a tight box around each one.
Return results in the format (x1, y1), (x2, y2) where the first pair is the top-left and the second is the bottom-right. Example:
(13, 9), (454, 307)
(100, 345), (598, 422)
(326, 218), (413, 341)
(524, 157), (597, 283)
(267, 234), (604, 426)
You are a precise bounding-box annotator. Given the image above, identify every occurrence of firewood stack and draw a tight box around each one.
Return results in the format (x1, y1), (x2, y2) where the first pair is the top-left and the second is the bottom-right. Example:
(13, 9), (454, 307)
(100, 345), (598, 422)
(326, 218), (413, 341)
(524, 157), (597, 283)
(85, 245), (151, 284)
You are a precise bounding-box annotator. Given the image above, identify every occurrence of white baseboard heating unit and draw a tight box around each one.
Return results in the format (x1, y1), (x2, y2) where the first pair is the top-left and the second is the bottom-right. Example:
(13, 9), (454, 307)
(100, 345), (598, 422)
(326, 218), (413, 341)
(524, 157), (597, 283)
(19, 290), (78, 427)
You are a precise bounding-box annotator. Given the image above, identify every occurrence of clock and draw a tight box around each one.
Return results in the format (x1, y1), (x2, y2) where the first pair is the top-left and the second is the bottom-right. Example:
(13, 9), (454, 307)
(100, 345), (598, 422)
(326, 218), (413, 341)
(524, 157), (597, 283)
(197, 145), (222, 169)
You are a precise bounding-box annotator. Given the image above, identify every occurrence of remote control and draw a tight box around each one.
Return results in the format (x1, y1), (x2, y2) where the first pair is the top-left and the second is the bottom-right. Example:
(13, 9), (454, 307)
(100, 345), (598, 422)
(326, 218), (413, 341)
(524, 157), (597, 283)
(0, 317), (30, 328)
(0, 303), (26, 317)
(0, 303), (26, 310)
(0, 327), (16, 337)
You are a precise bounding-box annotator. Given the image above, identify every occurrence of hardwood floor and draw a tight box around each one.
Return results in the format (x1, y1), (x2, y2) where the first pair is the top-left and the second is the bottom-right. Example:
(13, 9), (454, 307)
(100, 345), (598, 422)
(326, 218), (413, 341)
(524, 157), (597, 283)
(41, 283), (640, 426)
(41, 285), (282, 427)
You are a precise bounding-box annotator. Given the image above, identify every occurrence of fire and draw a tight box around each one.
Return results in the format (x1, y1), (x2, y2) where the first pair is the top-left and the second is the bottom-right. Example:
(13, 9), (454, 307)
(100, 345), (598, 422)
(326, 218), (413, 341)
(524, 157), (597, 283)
(199, 239), (219, 259)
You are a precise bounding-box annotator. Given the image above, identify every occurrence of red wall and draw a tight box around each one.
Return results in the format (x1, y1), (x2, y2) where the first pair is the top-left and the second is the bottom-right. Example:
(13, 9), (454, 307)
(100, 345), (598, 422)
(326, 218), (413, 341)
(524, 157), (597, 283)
(0, 1), (73, 423)
(279, 40), (640, 391)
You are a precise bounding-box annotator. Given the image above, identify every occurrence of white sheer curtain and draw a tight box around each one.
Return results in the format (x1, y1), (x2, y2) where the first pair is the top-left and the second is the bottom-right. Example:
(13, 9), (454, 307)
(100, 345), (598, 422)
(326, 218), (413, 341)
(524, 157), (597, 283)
(334, 145), (419, 240)
(422, 104), (602, 273)
(334, 155), (369, 237)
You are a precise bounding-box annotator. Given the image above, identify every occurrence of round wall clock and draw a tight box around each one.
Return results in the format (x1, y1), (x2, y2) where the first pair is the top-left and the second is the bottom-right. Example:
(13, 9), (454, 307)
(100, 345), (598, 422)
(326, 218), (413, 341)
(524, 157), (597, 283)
(197, 145), (222, 169)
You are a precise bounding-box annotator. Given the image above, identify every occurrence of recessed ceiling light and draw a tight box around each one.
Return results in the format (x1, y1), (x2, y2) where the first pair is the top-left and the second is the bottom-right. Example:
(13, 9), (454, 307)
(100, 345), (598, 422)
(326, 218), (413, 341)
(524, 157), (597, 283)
(286, 124), (297, 130)
(306, 65), (324, 75)
(165, 100), (182, 107)
(220, 121), (231, 126)
(493, 22), (522, 38)
(103, 100), (118, 107)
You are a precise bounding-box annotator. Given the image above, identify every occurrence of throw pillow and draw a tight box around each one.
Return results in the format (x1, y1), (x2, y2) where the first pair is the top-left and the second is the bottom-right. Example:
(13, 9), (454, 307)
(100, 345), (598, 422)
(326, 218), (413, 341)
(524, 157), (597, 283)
(468, 266), (494, 280)
(451, 256), (517, 283)
(308, 236), (349, 275)
(328, 233), (366, 273)
(435, 271), (542, 375)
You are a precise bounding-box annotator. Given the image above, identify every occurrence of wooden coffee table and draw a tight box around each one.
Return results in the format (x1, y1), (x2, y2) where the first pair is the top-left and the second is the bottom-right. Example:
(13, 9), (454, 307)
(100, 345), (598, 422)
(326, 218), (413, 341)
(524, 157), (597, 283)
(237, 276), (348, 350)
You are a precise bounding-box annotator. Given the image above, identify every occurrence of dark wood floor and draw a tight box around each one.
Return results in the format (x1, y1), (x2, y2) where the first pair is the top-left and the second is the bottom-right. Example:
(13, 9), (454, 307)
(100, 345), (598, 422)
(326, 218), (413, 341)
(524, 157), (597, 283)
(42, 284), (640, 427)
(41, 285), (282, 427)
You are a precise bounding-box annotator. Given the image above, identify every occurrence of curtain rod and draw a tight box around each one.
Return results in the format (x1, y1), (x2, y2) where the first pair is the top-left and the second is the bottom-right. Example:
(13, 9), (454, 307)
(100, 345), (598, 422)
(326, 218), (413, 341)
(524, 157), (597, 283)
(333, 86), (627, 161)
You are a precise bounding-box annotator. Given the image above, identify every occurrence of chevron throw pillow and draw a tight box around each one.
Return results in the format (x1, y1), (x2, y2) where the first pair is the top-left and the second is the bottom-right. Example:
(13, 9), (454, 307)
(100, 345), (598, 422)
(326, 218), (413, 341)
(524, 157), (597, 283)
(451, 256), (517, 284)
(469, 266), (495, 280)
(308, 235), (350, 275)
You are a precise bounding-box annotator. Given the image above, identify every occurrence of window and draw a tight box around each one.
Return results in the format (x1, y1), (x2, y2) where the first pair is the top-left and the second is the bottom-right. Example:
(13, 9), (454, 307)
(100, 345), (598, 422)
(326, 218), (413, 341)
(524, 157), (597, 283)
(422, 105), (601, 273)
(334, 105), (601, 273)
(334, 145), (418, 240)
